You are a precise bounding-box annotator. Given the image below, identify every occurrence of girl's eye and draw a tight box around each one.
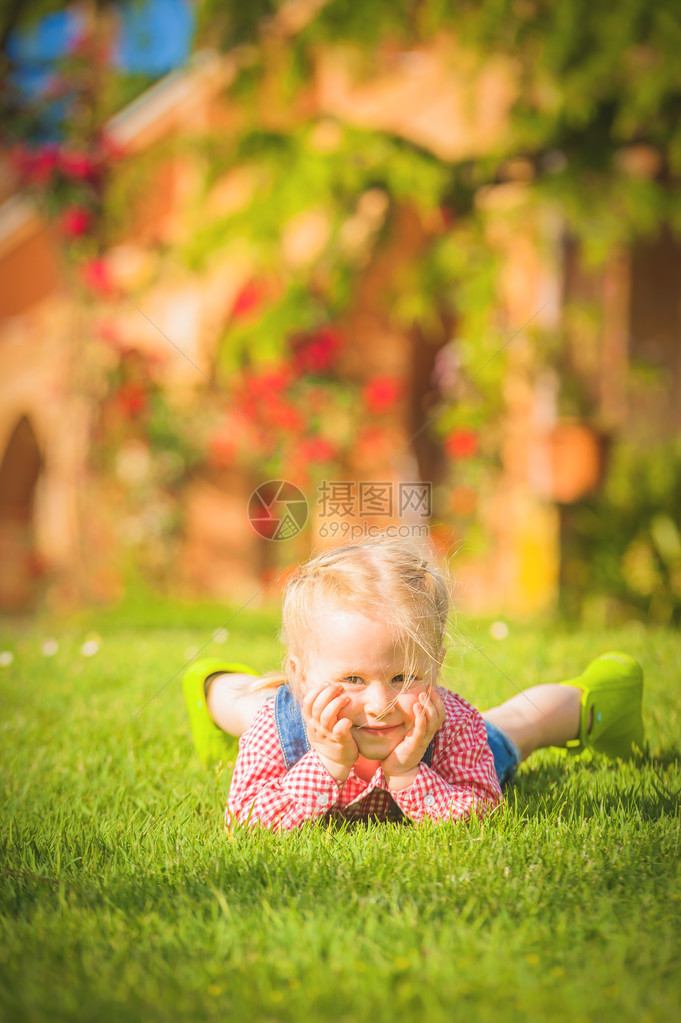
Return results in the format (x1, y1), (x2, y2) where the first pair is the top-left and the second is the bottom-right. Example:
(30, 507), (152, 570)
(340, 675), (421, 687)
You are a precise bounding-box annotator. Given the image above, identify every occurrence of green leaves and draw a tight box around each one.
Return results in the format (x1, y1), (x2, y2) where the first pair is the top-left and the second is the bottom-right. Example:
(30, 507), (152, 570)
(565, 441), (681, 624)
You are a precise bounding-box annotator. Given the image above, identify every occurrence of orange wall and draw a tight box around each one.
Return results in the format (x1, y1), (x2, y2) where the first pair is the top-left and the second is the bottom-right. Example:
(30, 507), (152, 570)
(0, 225), (62, 319)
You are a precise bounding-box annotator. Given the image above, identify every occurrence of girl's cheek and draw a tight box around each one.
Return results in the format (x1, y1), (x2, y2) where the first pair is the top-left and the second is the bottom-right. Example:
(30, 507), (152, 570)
(398, 693), (421, 718)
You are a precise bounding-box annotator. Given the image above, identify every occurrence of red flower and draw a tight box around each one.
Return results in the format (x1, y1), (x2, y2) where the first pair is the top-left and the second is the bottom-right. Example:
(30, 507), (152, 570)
(291, 327), (342, 375)
(34, 145), (61, 184)
(255, 367), (292, 395)
(115, 382), (147, 418)
(444, 429), (478, 459)
(236, 367), (293, 426)
(10, 143), (59, 185)
(232, 280), (266, 320)
(269, 398), (305, 432)
(363, 376), (402, 414)
(82, 258), (114, 297)
(297, 437), (336, 464)
(60, 205), (93, 238)
(59, 149), (96, 180)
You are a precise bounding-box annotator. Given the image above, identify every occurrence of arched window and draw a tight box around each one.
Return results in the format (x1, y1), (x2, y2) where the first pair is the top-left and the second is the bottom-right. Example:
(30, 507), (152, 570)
(0, 416), (43, 610)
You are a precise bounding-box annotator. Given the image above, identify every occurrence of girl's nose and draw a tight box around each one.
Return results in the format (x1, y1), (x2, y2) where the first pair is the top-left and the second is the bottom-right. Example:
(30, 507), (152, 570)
(365, 681), (395, 717)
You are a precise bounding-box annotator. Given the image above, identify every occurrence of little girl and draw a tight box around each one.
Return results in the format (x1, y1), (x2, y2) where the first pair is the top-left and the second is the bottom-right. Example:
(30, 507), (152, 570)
(183, 535), (644, 831)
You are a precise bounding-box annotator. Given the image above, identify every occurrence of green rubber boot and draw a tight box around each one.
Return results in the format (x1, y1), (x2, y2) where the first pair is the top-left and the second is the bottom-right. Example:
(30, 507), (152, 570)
(561, 652), (644, 760)
(183, 657), (256, 768)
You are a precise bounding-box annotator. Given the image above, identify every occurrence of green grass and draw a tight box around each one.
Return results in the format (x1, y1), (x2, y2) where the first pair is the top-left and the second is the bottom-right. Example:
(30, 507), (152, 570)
(1, 608), (679, 1023)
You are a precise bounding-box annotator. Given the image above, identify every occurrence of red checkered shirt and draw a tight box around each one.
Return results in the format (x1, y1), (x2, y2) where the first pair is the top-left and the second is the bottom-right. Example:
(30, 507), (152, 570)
(225, 686), (502, 831)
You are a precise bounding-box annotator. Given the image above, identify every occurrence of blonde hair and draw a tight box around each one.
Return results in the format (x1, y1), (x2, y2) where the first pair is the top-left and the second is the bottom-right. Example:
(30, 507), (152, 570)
(255, 533), (452, 700)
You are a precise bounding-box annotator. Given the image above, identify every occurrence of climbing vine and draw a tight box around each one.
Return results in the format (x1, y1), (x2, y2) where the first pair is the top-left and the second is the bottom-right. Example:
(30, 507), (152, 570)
(2, 0), (680, 614)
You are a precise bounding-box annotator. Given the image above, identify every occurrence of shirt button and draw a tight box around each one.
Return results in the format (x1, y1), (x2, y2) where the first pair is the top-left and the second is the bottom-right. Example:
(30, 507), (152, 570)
(423, 793), (435, 807)
(316, 792), (328, 806)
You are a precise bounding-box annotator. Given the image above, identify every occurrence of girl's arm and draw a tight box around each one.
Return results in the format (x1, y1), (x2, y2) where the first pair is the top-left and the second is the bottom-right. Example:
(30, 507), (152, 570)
(225, 703), (344, 831)
(384, 693), (502, 825)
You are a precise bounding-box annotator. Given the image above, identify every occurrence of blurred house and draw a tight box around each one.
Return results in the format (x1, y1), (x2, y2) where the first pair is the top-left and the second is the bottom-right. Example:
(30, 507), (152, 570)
(1, 25), (679, 616)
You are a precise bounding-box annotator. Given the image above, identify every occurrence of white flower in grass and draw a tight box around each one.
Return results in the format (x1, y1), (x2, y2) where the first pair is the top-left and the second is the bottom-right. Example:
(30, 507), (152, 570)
(185, 646), (199, 661)
(213, 629), (228, 644)
(490, 621), (509, 641)
(0, 651), (14, 667)
(81, 638), (100, 657)
(42, 639), (59, 657)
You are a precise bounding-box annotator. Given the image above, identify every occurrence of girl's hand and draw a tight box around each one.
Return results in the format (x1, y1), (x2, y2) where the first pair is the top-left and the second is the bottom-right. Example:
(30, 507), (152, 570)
(381, 688), (446, 791)
(301, 683), (358, 783)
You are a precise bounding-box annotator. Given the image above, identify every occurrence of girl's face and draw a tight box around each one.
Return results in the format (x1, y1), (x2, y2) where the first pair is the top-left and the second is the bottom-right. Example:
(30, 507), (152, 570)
(291, 603), (442, 761)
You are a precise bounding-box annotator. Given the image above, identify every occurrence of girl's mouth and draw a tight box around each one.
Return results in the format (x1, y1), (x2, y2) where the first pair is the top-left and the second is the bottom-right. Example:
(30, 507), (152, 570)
(359, 725), (401, 736)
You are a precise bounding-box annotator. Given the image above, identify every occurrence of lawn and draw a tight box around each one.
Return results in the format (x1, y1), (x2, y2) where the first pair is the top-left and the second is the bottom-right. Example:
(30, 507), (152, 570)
(1, 600), (679, 1023)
